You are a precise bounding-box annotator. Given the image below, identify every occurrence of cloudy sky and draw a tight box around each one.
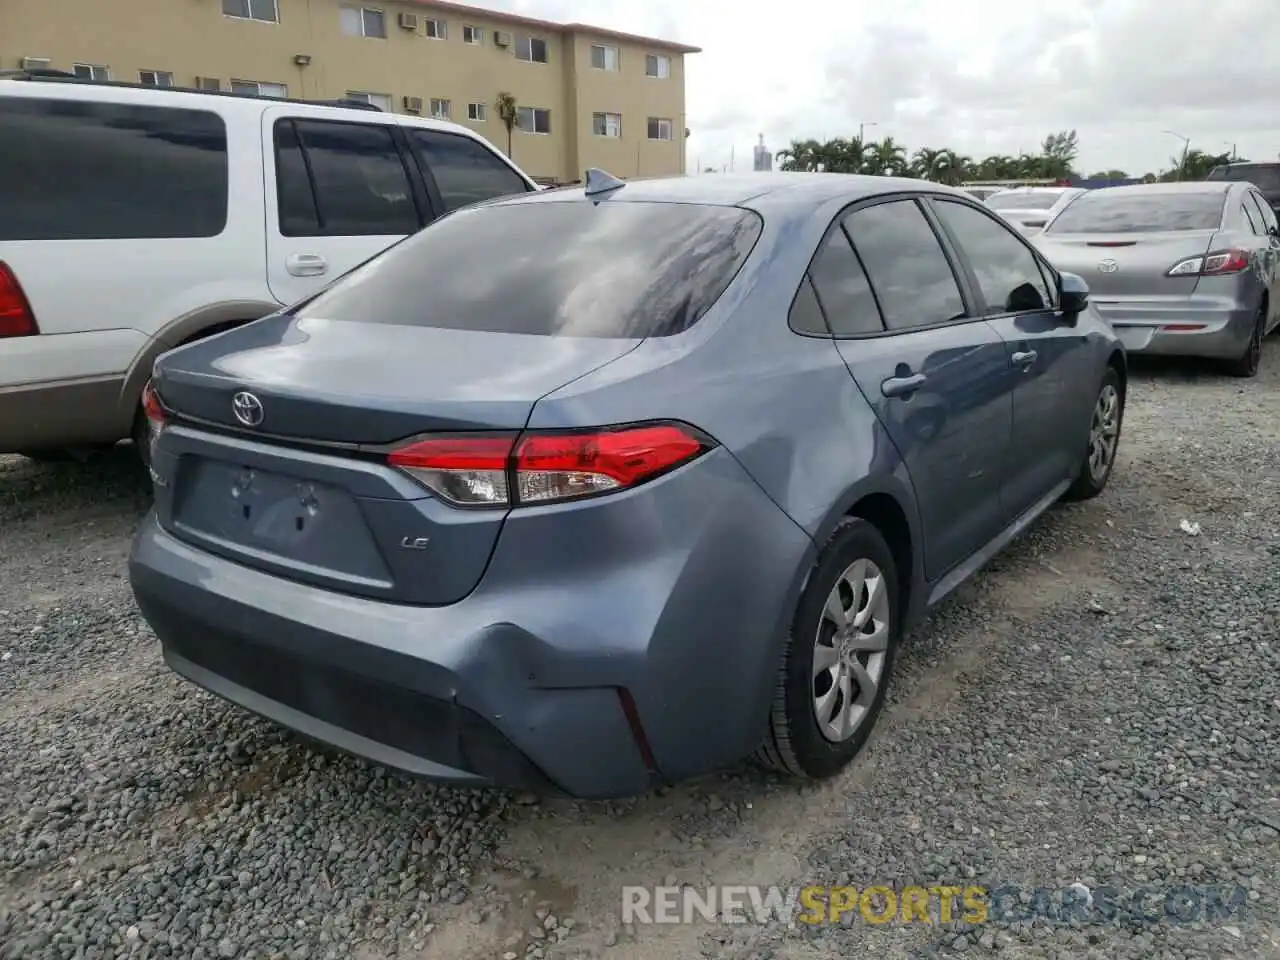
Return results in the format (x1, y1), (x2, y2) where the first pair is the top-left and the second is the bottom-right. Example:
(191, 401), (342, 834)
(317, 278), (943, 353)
(486, 0), (1280, 176)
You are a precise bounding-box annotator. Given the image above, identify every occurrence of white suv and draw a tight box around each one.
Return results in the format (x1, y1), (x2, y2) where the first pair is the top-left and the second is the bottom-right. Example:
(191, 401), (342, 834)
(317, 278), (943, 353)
(0, 73), (539, 464)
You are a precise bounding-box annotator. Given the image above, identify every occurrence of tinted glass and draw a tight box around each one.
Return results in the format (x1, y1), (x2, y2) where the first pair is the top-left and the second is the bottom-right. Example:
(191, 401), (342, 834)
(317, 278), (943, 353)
(273, 121), (321, 235)
(1207, 164), (1280, 191)
(788, 276), (828, 335)
(1241, 200), (1264, 235)
(409, 129), (531, 212)
(0, 98), (227, 242)
(989, 191), (1064, 210)
(842, 200), (965, 331)
(934, 201), (1052, 314)
(807, 228), (884, 335)
(1047, 191), (1225, 233)
(292, 120), (420, 236)
(292, 201), (762, 337)
(1248, 192), (1278, 233)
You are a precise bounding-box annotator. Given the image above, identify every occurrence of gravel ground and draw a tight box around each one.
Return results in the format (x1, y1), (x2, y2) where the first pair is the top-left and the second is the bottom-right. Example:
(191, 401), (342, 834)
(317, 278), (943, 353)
(1, 343), (1276, 960)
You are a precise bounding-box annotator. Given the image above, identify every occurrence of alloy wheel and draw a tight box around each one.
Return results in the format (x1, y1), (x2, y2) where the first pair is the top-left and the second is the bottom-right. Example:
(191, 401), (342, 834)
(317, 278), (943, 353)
(812, 558), (891, 743)
(1088, 383), (1121, 483)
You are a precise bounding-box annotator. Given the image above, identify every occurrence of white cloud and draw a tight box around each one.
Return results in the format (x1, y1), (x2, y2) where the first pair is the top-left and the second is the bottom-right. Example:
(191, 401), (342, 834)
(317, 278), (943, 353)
(488, 0), (1280, 176)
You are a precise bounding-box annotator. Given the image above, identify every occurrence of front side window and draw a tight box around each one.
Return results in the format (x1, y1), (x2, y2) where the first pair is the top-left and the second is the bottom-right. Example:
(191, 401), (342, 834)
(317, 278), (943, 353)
(933, 200), (1053, 315)
(1047, 191), (1226, 234)
(410, 129), (532, 212)
(292, 201), (762, 338)
(222, 0), (278, 21)
(516, 106), (551, 134)
(0, 98), (227, 241)
(842, 200), (966, 331)
(515, 33), (548, 62)
(805, 227), (884, 336)
(341, 5), (386, 38)
(275, 119), (419, 237)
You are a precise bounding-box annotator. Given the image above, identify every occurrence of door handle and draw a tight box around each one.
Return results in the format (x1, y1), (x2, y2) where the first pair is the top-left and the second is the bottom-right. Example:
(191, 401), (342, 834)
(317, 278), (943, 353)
(881, 373), (927, 398)
(286, 253), (328, 277)
(1011, 350), (1038, 368)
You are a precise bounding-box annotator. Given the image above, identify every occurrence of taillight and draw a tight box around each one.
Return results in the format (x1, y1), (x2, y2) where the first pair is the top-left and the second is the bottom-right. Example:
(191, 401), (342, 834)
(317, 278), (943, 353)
(141, 380), (166, 455)
(387, 422), (714, 508)
(0, 261), (39, 338)
(1166, 249), (1251, 277)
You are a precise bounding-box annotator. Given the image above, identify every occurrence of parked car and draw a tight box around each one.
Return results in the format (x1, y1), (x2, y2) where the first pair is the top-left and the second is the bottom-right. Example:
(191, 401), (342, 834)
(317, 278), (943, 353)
(129, 171), (1127, 800)
(1034, 181), (1279, 377)
(0, 72), (538, 466)
(1206, 161), (1280, 215)
(987, 186), (1085, 236)
(959, 185), (1006, 202)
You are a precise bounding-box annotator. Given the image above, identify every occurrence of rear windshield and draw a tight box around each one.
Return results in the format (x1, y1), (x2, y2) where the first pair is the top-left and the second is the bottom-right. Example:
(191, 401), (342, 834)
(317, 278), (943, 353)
(292, 200), (762, 337)
(1046, 191), (1225, 233)
(1206, 164), (1280, 192)
(989, 192), (1063, 210)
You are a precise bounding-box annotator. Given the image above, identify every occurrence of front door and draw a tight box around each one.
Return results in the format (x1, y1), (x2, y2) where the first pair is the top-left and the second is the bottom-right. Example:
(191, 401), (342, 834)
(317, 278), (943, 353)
(831, 197), (1015, 581)
(263, 109), (425, 307)
(928, 197), (1095, 522)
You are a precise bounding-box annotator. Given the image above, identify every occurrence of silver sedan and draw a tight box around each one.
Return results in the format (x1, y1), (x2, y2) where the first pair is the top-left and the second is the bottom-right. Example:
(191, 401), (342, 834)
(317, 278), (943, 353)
(1034, 181), (1280, 377)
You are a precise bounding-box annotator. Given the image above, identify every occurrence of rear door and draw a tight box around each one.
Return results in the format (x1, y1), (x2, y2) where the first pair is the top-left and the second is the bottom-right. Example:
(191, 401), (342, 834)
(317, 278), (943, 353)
(1245, 190), (1280, 328)
(263, 108), (429, 306)
(929, 197), (1095, 521)
(828, 196), (1015, 581)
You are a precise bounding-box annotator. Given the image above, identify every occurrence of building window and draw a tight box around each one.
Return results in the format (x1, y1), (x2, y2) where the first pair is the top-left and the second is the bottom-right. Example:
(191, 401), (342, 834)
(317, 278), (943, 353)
(425, 18), (446, 39)
(232, 79), (288, 98)
(430, 98), (451, 120)
(515, 34), (548, 63)
(462, 24), (483, 44)
(590, 44), (620, 71)
(341, 6), (386, 38)
(516, 106), (551, 134)
(345, 90), (392, 111)
(645, 53), (670, 78)
(139, 70), (174, 87)
(467, 102), (487, 122)
(647, 117), (672, 141)
(222, 0), (278, 22)
(592, 112), (621, 138)
(72, 64), (110, 81)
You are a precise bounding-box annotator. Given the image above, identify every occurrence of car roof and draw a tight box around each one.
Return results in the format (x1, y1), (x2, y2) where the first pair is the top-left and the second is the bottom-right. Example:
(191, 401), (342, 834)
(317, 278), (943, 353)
(494, 172), (971, 209)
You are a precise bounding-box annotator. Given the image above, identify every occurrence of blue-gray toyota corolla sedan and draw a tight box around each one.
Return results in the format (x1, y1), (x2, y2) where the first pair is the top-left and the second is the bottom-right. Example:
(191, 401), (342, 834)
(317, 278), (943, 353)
(129, 171), (1127, 800)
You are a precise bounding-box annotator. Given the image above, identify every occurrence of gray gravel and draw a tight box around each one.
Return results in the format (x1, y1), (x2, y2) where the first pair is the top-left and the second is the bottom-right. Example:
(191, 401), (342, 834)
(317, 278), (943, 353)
(1, 343), (1277, 960)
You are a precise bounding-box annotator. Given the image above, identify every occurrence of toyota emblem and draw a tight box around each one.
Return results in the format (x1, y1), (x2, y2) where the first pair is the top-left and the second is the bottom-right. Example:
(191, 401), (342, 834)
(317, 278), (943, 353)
(1096, 259), (1120, 274)
(232, 391), (265, 427)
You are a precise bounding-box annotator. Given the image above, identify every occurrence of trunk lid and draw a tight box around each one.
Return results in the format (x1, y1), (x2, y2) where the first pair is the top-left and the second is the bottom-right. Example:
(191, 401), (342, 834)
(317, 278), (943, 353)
(1034, 230), (1218, 298)
(151, 313), (640, 605)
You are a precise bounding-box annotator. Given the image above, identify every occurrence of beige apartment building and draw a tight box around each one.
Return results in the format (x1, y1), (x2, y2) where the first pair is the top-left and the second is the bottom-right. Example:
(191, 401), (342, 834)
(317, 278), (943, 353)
(0, 0), (698, 183)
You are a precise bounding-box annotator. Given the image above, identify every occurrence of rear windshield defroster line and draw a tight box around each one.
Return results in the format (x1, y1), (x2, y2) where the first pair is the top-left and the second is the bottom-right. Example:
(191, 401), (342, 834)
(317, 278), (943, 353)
(291, 200), (764, 338)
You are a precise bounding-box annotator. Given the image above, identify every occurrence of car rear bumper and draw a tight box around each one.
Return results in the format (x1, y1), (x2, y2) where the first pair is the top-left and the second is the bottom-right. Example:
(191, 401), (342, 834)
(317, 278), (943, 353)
(129, 448), (816, 799)
(1093, 299), (1255, 359)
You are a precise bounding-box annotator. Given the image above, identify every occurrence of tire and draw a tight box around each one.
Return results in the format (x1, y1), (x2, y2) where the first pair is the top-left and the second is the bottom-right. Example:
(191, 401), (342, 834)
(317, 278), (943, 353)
(756, 518), (901, 780)
(1224, 305), (1266, 378)
(1063, 366), (1124, 502)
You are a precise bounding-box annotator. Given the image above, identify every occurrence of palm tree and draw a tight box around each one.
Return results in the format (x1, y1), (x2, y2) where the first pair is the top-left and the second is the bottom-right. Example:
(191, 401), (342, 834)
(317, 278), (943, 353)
(911, 147), (943, 180)
(778, 138), (824, 171)
(869, 137), (908, 176)
(494, 91), (518, 158)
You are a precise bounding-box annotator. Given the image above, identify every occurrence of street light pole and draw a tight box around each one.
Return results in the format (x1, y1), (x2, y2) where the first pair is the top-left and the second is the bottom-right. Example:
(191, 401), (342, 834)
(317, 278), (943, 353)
(858, 120), (877, 143)
(1163, 130), (1191, 180)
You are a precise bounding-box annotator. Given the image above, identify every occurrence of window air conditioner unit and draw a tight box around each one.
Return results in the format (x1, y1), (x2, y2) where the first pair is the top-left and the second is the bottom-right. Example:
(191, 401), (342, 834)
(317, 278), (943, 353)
(494, 31), (512, 47)
(398, 12), (418, 30)
(403, 95), (423, 113)
(22, 57), (52, 70)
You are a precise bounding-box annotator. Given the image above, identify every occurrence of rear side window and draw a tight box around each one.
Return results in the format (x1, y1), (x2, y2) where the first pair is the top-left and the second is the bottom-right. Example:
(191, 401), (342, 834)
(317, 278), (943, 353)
(409, 129), (532, 212)
(1248, 192), (1278, 233)
(1241, 200), (1264, 235)
(0, 97), (227, 241)
(274, 118), (421, 237)
(292, 200), (762, 337)
(1047, 191), (1225, 233)
(806, 228), (883, 336)
(842, 200), (966, 332)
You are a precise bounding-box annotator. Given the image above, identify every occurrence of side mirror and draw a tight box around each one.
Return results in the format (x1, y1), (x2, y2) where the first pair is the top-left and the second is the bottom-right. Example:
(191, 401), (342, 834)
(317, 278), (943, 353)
(1059, 271), (1090, 318)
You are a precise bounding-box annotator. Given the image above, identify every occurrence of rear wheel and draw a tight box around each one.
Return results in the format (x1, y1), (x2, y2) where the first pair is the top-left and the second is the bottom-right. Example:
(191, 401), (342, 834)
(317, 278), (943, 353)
(1225, 305), (1265, 378)
(756, 518), (900, 780)
(1063, 367), (1124, 502)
